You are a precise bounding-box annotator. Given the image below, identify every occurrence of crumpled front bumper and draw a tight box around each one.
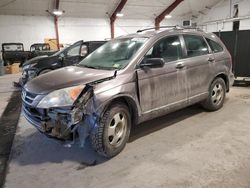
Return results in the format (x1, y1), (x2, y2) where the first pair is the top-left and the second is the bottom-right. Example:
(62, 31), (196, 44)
(22, 103), (82, 140)
(22, 85), (95, 143)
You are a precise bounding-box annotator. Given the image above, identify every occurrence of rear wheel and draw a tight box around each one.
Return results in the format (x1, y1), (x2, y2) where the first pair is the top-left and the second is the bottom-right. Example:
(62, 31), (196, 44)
(90, 103), (131, 158)
(202, 77), (226, 111)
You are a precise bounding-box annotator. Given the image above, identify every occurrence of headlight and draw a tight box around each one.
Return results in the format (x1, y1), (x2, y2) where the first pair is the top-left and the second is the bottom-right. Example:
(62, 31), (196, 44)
(23, 63), (37, 70)
(37, 85), (85, 108)
(23, 65), (30, 70)
(27, 70), (37, 79)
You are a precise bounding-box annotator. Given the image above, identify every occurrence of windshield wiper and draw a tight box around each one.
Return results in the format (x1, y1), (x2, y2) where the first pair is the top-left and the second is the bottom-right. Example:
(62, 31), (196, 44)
(83, 65), (99, 69)
(82, 65), (114, 70)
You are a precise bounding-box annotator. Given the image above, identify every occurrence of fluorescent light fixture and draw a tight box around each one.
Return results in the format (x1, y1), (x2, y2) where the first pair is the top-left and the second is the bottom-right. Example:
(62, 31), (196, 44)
(165, 15), (172, 19)
(116, 12), (124, 17)
(53, 9), (63, 16)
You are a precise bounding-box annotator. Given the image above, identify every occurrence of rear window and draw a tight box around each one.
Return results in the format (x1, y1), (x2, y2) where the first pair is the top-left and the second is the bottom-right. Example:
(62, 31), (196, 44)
(183, 35), (209, 57)
(206, 38), (224, 53)
(3, 44), (24, 51)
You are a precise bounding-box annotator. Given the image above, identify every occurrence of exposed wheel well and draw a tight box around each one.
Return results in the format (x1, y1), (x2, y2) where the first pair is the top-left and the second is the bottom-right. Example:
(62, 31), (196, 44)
(215, 73), (229, 92)
(105, 97), (139, 126)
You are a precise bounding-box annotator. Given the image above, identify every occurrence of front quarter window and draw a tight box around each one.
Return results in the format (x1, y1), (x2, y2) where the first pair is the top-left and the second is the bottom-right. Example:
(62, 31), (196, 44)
(79, 38), (148, 70)
(66, 45), (81, 57)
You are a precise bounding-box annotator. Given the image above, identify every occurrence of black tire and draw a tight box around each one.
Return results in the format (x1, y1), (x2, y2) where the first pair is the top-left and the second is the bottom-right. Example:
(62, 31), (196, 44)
(201, 77), (226, 111)
(90, 103), (131, 158)
(39, 69), (51, 75)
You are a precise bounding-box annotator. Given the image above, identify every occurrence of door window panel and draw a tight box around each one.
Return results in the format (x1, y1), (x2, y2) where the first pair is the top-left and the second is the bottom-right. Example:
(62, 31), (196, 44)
(145, 36), (182, 62)
(184, 35), (209, 57)
(66, 45), (80, 57)
(206, 38), (223, 53)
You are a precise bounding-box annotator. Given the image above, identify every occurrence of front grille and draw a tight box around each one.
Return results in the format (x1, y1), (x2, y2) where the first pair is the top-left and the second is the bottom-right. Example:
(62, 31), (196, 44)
(22, 90), (37, 105)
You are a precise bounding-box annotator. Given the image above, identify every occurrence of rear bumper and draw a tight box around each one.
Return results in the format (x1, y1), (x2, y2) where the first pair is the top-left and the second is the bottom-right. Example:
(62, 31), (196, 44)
(229, 72), (235, 87)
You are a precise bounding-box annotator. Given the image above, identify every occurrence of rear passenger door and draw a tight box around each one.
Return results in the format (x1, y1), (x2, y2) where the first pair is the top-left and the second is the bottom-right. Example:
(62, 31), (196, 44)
(182, 34), (214, 100)
(205, 37), (225, 68)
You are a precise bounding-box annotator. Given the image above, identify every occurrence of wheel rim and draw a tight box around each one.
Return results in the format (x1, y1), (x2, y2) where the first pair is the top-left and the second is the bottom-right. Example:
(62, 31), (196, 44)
(211, 83), (224, 105)
(108, 112), (127, 147)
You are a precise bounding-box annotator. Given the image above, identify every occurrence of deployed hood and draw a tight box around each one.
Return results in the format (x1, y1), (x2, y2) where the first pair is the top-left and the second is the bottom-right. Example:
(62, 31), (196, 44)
(25, 66), (115, 94)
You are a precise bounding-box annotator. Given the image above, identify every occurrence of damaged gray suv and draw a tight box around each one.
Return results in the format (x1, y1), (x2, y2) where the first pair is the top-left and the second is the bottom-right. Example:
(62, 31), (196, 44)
(22, 26), (234, 158)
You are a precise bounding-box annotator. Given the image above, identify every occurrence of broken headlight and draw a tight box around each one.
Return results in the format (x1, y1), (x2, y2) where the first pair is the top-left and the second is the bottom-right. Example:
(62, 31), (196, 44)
(37, 85), (85, 108)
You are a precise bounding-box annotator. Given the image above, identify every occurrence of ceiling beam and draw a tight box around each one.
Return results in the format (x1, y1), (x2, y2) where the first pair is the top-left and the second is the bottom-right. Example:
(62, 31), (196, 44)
(54, 0), (60, 49)
(155, 0), (184, 30)
(55, 0), (60, 9)
(110, 0), (127, 39)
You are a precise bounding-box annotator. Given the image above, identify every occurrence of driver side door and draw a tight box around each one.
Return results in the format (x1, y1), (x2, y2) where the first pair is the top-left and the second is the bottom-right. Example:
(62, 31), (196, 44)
(137, 35), (188, 117)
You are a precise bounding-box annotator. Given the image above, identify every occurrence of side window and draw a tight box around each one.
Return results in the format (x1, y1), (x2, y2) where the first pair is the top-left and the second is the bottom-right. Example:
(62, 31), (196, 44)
(66, 45), (80, 57)
(145, 36), (182, 62)
(206, 38), (223, 53)
(183, 35), (209, 57)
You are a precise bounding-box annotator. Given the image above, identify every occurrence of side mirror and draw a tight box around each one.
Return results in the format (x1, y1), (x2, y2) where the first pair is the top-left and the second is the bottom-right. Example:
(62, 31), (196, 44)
(80, 45), (88, 57)
(58, 53), (65, 61)
(140, 58), (165, 69)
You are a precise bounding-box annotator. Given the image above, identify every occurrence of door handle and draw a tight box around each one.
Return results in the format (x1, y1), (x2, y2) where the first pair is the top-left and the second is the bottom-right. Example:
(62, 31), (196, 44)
(208, 57), (215, 62)
(176, 63), (185, 69)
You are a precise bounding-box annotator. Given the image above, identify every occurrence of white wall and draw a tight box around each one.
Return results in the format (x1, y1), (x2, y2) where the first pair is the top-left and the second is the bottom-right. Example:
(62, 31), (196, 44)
(0, 15), (183, 50)
(0, 15), (55, 50)
(196, 0), (250, 32)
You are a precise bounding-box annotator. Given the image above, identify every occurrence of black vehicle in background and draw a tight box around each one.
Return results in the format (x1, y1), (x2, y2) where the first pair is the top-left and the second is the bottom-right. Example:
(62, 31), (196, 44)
(2, 43), (57, 66)
(20, 40), (107, 85)
(29, 43), (57, 59)
(2, 43), (30, 66)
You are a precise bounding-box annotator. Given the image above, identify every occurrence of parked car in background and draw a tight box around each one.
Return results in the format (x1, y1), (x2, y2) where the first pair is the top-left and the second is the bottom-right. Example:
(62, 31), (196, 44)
(22, 26), (234, 158)
(29, 43), (57, 59)
(2, 43), (57, 66)
(20, 40), (107, 85)
(2, 43), (30, 66)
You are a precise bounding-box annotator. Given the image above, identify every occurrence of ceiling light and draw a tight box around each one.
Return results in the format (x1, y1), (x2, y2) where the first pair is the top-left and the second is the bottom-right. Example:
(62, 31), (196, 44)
(165, 15), (172, 19)
(116, 13), (124, 17)
(53, 9), (64, 16)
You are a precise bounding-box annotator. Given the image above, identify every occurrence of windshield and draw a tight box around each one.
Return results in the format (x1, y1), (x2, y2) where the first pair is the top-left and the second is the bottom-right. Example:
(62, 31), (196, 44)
(78, 37), (148, 70)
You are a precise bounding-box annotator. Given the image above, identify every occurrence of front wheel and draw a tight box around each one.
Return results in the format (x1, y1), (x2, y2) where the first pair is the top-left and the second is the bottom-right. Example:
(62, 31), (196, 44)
(90, 103), (131, 158)
(201, 77), (226, 111)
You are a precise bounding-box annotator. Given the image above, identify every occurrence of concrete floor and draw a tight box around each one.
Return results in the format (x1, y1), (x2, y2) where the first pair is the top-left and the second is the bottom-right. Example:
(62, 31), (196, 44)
(0, 73), (21, 116)
(1, 73), (250, 188)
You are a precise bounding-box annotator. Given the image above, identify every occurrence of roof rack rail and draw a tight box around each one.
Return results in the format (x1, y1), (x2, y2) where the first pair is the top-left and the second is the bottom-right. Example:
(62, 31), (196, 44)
(136, 25), (203, 33)
(179, 26), (204, 32)
(136, 26), (179, 33)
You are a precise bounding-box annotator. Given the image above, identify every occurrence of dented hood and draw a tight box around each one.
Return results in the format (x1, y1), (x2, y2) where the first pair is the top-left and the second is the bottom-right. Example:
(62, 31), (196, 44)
(24, 66), (115, 94)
